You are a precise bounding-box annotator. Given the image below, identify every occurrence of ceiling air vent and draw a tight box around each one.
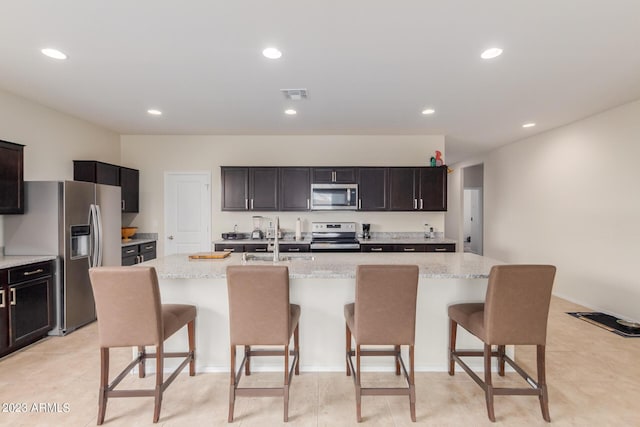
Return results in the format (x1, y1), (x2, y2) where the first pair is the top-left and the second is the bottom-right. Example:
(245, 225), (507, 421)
(281, 88), (308, 100)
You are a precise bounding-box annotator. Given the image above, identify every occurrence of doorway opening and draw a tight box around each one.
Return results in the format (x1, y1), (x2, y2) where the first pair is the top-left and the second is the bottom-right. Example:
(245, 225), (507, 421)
(462, 164), (484, 255)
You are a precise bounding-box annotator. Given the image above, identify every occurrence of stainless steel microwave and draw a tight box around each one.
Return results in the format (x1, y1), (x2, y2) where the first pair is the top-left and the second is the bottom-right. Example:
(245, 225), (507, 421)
(310, 183), (358, 210)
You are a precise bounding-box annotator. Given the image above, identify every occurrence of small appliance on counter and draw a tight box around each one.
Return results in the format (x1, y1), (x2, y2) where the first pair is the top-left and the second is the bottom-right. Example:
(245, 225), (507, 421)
(251, 216), (264, 240)
(222, 224), (242, 240)
(362, 223), (371, 239)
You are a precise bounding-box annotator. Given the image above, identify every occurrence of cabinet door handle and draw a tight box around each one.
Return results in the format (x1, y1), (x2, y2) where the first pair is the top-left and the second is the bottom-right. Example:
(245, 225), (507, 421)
(332, 171), (336, 182)
(144, 245), (153, 250)
(126, 249), (136, 254)
(371, 247), (383, 252)
(0, 289), (5, 308)
(435, 248), (447, 252)
(121, 200), (125, 210)
(288, 248), (300, 252)
(23, 268), (44, 276)
(403, 248), (416, 252)
(245, 199), (248, 209)
(10, 288), (16, 306)
(413, 199), (417, 209)
(307, 199), (310, 209)
(420, 199), (424, 209)
(255, 248), (267, 252)
(250, 199), (254, 209)
(224, 248), (235, 252)
(358, 199), (362, 209)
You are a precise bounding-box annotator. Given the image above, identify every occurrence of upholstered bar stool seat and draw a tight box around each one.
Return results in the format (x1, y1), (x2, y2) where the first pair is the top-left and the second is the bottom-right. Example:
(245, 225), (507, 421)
(89, 266), (196, 425)
(344, 265), (419, 423)
(448, 264), (556, 423)
(226, 265), (300, 422)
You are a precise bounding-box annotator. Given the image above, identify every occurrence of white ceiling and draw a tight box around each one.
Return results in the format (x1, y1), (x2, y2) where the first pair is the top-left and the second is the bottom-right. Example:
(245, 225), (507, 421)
(1, 1), (640, 163)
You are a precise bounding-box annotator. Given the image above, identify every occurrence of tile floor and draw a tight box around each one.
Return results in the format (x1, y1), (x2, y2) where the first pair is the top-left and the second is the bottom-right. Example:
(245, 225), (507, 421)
(1, 296), (639, 426)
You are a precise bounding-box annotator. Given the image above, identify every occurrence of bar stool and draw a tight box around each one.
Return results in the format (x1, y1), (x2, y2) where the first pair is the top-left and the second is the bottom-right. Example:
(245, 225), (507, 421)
(226, 265), (300, 422)
(448, 264), (556, 422)
(88, 266), (196, 424)
(344, 265), (419, 422)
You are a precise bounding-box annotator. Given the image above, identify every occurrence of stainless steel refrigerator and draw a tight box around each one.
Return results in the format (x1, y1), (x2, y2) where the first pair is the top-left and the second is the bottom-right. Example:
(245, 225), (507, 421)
(4, 181), (121, 335)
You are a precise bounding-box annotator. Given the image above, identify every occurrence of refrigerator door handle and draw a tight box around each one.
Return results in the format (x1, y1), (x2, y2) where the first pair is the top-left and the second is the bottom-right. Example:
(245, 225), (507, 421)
(88, 204), (95, 268)
(89, 204), (100, 268)
(95, 204), (104, 267)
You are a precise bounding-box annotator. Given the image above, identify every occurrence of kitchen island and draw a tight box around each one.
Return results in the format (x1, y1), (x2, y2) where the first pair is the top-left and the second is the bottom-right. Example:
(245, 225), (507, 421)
(141, 252), (504, 372)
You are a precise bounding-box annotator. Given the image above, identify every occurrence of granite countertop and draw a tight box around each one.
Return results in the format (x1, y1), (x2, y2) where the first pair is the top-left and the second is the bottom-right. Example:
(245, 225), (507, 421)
(214, 237), (311, 245)
(0, 255), (57, 270)
(122, 238), (157, 247)
(142, 252), (502, 280)
(360, 237), (456, 245)
(121, 233), (158, 247)
(213, 236), (455, 245)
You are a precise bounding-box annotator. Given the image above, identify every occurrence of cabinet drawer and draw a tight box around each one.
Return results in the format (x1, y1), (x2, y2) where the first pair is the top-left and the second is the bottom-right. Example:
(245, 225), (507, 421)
(8, 261), (52, 284)
(139, 242), (156, 254)
(425, 244), (456, 252)
(121, 245), (138, 257)
(394, 244), (426, 252)
(279, 244), (310, 253)
(245, 244), (268, 252)
(360, 244), (395, 252)
(214, 243), (245, 252)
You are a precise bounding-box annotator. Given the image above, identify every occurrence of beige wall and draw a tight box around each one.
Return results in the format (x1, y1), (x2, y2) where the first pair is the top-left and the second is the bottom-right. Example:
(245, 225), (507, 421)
(450, 99), (640, 320)
(0, 89), (120, 247)
(120, 135), (445, 255)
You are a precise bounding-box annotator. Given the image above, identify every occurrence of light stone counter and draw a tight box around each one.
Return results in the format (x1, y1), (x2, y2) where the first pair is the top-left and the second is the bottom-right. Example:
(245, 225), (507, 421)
(145, 252), (498, 279)
(0, 255), (57, 269)
(142, 253), (505, 373)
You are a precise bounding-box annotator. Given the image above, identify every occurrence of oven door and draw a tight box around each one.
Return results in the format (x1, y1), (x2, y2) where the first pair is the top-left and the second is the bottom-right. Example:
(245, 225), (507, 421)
(310, 241), (361, 252)
(310, 184), (358, 210)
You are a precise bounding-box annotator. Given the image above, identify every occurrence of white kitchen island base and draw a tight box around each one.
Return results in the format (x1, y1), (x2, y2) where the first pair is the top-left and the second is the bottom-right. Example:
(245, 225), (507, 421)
(142, 252), (507, 373)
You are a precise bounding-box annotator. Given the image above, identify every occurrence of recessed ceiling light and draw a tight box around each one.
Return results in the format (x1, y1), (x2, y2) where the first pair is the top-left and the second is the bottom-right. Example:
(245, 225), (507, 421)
(147, 109), (162, 116)
(481, 47), (503, 59)
(41, 48), (67, 60)
(284, 109), (297, 115)
(262, 47), (282, 59)
(421, 108), (435, 115)
(522, 122), (536, 128)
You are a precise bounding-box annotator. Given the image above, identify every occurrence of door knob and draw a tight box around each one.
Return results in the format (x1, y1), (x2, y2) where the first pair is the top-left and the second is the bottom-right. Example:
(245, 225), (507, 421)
(167, 235), (174, 240)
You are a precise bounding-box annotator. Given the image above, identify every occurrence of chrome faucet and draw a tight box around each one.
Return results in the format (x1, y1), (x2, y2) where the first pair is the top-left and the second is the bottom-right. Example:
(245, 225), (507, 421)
(273, 216), (280, 262)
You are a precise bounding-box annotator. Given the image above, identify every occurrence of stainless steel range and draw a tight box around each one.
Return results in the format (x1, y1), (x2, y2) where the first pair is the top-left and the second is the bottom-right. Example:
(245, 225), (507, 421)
(310, 222), (360, 252)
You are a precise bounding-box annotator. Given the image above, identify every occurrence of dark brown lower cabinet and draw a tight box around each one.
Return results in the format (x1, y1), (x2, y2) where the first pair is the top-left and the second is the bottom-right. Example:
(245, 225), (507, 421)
(214, 243), (246, 252)
(361, 243), (455, 253)
(1, 260), (54, 357)
(121, 242), (157, 265)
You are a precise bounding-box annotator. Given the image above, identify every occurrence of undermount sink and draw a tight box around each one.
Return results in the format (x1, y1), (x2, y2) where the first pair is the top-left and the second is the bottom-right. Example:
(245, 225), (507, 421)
(242, 253), (315, 262)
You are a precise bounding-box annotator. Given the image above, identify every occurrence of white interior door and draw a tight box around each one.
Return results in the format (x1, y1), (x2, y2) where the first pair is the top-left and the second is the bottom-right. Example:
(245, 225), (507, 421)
(164, 172), (211, 255)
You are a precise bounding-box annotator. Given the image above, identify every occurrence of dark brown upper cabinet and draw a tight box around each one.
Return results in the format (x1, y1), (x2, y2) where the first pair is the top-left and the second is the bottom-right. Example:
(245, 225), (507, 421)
(249, 168), (279, 211)
(73, 160), (140, 213)
(280, 167), (310, 211)
(73, 160), (120, 186)
(418, 166), (447, 211)
(221, 167), (249, 211)
(312, 167), (356, 183)
(221, 167), (278, 211)
(357, 167), (388, 211)
(0, 140), (25, 214)
(389, 166), (447, 211)
(119, 167), (139, 213)
(389, 167), (418, 210)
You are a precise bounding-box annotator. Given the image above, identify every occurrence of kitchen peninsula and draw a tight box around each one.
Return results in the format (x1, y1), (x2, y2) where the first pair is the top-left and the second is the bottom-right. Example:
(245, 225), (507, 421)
(142, 252), (504, 372)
